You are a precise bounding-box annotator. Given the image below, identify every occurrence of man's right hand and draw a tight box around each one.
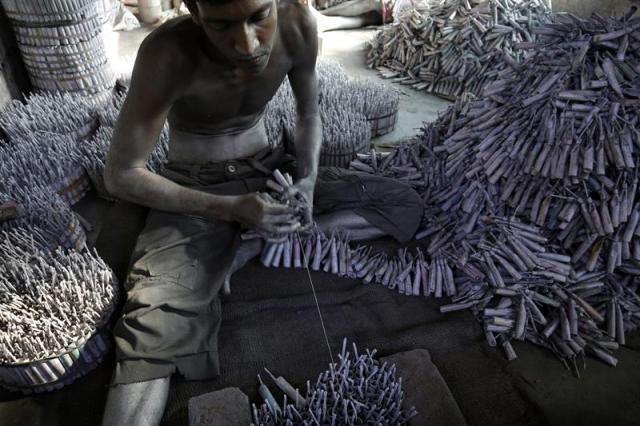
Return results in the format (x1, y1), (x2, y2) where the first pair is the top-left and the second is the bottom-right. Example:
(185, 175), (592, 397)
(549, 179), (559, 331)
(227, 193), (301, 236)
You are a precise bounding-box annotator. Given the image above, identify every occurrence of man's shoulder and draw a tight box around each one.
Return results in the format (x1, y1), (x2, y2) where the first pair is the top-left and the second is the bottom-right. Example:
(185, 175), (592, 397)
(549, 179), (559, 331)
(278, 2), (318, 59)
(136, 17), (196, 71)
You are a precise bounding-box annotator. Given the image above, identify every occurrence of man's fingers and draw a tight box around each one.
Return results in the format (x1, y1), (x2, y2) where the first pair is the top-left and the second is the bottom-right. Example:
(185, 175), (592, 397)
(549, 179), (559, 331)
(262, 213), (297, 224)
(262, 222), (301, 235)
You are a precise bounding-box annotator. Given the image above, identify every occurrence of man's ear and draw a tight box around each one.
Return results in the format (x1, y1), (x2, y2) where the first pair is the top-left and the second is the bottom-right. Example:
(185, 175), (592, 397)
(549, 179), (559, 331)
(184, 0), (201, 25)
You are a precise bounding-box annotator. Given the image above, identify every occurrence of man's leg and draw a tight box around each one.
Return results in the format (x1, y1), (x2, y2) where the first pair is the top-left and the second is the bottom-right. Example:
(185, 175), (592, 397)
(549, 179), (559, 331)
(104, 206), (241, 424)
(223, 237), (264, 294)
(315, 209), (387, 241)
(102, 377), (170, 426)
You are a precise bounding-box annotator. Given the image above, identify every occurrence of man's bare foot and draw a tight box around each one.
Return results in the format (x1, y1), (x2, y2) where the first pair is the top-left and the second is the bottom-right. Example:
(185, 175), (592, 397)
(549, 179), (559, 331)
(223, 238), (264, 295)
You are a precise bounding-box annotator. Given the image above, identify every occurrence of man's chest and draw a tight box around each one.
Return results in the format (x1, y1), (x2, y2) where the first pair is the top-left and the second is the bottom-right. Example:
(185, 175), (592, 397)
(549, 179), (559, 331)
(172, 56), (292, 124)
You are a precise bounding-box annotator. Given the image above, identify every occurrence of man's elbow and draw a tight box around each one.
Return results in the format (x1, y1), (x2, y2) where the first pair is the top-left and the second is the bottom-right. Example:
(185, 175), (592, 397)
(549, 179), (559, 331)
(103, 165), (127, 197)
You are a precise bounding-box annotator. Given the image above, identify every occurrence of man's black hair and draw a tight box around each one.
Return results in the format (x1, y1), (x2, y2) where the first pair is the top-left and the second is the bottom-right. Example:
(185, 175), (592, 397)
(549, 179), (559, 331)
(184, 0), (248, 10)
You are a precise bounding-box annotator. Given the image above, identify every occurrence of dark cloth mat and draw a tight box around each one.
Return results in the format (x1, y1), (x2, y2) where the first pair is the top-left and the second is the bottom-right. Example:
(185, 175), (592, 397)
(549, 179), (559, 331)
(380, 349), (467, 426)
(159, 255), (539, 426)
(1, 201), (639, 426)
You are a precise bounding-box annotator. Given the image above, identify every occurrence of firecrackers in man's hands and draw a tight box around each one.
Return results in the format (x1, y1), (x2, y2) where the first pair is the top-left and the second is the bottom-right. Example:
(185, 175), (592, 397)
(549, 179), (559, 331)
(254, 169), (312, 242)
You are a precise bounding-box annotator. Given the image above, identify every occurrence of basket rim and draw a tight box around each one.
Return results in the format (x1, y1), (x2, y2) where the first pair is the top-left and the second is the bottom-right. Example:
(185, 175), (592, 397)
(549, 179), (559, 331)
(366, 108), (399, 122)
(0, 283), (119, 368)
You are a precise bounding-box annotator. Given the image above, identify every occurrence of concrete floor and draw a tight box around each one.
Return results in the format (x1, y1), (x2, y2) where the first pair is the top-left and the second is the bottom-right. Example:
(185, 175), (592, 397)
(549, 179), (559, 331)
(103, 23), (451, 146)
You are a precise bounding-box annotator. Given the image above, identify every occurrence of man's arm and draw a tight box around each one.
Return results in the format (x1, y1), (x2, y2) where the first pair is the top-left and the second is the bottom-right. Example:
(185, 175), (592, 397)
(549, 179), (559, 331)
(285, 5), (322, 225)
(104, 36), (233, 219)
(104, 35), (297, 233)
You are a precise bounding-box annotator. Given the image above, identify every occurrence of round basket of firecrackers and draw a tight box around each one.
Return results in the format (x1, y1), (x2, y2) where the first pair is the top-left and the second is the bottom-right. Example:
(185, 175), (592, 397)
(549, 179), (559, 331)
(0, 227), (119, 394)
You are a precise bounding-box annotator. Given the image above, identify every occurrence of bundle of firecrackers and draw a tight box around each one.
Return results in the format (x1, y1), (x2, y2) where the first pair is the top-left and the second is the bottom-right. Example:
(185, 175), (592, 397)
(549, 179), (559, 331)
(0, 226), (118, 393)
(251, 339), (417, 425)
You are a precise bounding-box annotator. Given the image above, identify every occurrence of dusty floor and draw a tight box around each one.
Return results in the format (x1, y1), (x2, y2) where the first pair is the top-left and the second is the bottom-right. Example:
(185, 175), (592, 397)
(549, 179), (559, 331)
(1, 22), (639, 426)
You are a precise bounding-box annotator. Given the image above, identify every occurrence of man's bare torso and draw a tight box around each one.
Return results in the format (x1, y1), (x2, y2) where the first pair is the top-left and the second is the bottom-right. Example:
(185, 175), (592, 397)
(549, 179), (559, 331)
(139, 3), (309, 162)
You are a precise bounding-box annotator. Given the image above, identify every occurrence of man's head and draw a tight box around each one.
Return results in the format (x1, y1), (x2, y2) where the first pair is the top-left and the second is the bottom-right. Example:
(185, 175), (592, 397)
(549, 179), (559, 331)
(185, 0), (278, 74)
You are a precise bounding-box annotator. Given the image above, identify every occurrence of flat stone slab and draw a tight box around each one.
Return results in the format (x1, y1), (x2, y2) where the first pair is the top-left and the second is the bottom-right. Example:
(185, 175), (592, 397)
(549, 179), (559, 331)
(188, 387), (250, 426)
(382, 349), (467, 426)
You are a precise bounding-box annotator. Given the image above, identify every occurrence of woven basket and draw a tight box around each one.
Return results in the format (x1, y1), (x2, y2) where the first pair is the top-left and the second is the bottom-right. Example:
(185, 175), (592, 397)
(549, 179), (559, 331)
(367, 108), (399, 137)
(0, 318), (115, 394)
(54, 167), (91, 206)
(85, 166), (118, 202)
(0, 268), (118, 394)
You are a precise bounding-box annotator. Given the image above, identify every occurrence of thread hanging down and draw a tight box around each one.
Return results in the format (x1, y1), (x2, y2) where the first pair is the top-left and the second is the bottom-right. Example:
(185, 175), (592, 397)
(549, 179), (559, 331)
(297, 230), (335, 365)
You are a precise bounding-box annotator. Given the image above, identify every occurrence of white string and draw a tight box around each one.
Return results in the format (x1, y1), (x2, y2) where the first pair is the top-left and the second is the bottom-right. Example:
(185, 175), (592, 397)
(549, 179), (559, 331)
(297, 231), (335, 365)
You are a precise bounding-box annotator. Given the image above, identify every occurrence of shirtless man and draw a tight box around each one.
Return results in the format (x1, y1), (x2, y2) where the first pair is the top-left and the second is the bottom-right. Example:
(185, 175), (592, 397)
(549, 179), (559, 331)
(101, 1), (422, 424)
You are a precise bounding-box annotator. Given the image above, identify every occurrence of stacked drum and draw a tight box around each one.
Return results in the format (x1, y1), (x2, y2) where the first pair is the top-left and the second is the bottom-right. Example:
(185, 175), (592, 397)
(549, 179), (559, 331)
(0, 0), (115, 103)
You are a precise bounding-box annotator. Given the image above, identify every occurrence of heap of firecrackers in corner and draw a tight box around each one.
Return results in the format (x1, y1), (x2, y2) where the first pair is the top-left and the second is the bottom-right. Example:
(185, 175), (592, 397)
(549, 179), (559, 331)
(260, 8), (640, 372)
(343, 10), (640, 370)
(367, 0), (552, 99)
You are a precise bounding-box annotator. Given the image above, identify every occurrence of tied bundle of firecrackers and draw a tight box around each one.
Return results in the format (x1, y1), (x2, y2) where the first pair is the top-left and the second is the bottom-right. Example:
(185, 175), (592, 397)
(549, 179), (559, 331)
(252, 339), (417, 425)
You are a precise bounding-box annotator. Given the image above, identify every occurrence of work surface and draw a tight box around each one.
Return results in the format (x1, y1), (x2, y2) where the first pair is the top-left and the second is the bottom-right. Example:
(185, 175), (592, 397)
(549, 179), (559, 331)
(0, 199), (639, 426)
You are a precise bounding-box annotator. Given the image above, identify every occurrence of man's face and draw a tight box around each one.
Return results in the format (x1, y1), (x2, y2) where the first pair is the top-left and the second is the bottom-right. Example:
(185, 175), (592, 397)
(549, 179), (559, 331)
(194, 0), (277, 74)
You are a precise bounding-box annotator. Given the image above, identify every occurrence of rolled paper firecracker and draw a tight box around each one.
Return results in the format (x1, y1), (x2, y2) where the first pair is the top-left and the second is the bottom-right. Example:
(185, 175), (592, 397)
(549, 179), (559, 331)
(292, 233), (302, 268)
(283, 237), (292, 268)
(302, 236), (313, 268)
(615, 302), (626, 346)
(311, 236), (324, 271)
(329, 238), (339, 275)
(568, 299), (578, 336)
(272, 242), (285, 268)
(514, 298), (527, 341)
(257, 374), (281, 417)
(260, 242), (278, 267)
(264, 368), (306, 407)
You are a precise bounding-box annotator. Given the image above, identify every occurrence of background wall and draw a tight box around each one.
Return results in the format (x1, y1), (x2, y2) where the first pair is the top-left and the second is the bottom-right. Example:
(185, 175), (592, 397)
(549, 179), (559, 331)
(0, 5), (30, 110)
(552, 0), (635, 17)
